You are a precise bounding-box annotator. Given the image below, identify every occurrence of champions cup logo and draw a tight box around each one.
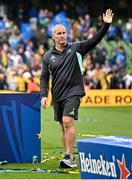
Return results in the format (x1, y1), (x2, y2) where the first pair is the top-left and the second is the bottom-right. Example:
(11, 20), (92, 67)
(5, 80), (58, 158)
(0, 95), (40, 163)
(79, 152), (131, 179)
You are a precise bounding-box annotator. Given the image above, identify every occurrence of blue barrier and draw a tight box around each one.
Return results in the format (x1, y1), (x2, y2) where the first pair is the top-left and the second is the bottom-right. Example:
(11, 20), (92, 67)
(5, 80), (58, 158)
(77, 136), (132, 179)
(0, 93), (41, 163)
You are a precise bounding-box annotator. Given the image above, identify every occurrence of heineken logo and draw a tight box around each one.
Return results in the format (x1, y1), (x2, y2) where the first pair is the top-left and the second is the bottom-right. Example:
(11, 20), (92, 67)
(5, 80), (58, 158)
(79, 152), (117, 178)
(79, 152), (131, 179)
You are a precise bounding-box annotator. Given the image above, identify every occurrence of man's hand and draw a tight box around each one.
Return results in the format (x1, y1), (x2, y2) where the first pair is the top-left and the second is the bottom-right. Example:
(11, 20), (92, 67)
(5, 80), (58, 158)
(103, 9), (114, 24)
(41, 97), (48, 108)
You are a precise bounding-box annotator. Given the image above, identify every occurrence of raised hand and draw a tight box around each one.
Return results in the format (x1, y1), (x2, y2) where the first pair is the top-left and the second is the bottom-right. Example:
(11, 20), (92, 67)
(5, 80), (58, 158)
(103, 9), (114, 23)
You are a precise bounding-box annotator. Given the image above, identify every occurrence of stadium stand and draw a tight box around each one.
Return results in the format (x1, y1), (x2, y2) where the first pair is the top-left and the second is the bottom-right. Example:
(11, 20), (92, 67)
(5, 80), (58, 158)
(0, 1), (132, 91)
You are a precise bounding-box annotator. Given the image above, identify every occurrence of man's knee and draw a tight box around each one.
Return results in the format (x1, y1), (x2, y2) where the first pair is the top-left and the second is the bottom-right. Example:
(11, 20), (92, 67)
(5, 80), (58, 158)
(62, 116), (74, 129)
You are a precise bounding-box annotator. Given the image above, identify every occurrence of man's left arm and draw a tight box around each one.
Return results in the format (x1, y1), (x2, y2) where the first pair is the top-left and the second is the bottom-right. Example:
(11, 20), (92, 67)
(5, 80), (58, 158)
(75, 9), (114, 56)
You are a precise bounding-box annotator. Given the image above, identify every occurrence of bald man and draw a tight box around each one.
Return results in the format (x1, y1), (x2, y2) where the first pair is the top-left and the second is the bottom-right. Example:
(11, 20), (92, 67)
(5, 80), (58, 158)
(40, 9), (114, 168)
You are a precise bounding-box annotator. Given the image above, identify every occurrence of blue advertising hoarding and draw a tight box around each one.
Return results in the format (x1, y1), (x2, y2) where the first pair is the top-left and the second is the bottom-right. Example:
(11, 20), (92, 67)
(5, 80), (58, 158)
(0, 93), (41, 163)
(77, 136), (132, 179)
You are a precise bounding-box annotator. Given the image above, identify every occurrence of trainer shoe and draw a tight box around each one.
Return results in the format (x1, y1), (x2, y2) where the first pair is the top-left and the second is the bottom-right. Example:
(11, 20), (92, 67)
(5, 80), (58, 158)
(59, 154), (77, 168)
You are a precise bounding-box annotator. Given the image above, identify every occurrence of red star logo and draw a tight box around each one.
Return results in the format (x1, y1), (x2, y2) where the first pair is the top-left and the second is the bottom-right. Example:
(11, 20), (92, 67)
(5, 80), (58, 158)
(117, 154), (130, 180)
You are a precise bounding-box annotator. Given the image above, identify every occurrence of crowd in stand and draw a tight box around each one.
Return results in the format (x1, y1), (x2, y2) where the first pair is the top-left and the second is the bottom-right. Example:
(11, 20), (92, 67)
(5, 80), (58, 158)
(0, 4), (132, 92)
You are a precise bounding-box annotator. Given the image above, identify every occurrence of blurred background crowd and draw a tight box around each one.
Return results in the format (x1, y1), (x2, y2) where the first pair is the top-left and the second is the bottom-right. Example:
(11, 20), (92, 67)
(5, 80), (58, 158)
(0, 0), (132, 92)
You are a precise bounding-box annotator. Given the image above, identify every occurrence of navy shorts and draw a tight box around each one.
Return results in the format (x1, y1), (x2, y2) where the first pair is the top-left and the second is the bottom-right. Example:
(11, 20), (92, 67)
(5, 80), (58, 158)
(53, 96), (81, 122)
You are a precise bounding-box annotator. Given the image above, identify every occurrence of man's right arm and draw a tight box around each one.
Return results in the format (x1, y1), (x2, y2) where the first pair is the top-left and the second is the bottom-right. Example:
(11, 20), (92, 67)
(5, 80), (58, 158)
(40, 54), (50, 108)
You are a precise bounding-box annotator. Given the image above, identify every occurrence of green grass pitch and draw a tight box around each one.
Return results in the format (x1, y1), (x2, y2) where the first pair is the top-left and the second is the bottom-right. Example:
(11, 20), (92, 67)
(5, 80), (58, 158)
(0, 106), (132, 179)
